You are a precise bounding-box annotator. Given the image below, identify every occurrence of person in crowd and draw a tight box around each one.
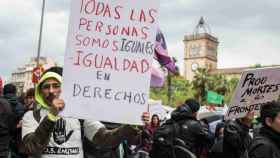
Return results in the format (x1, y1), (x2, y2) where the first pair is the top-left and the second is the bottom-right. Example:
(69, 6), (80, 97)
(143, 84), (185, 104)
(23, 88), (35, 112)
(3, 84), (25, 121)
(22, 66), (149, 158)
(171, 99), (212, 157)
(199, 119), (214, 158)
(139, 114), (160, 156)
(213, 122), (225, 143)
(18, 92), (26, 106)
(148, 114), (160, 135)
(14, 89), (35, 158)
(3, 83), (25, 158)
(150, 99), (210, 158)
(248, 101), (280, 158)
(0, 98), (16, 158)
(252, 117), (262, 137)
(223, 112), (254, 158)
(209, 122), (225, 158)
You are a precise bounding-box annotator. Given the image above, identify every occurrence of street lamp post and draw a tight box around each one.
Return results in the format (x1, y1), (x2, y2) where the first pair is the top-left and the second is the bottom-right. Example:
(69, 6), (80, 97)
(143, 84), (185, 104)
(36, 0), (46, 67)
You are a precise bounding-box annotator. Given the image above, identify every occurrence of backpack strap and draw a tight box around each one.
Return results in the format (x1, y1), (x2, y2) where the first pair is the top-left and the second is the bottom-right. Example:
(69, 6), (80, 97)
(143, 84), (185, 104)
(79, 119), (84, 138)
(171, 120), (181, 158)
(33, 108), (41, 123)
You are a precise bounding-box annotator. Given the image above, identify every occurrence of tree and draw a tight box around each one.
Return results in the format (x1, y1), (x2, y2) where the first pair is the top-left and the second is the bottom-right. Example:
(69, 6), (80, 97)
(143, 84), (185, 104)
(208, 74), (228, 95)
(150, 75), (194, 107)
(251, 63), (262, 68)
(171, 76), (194, 106)
(150, 66), (240, 107)
(192, 68), (210, 104)
(224, 77), (239, 103)
(166, 57), (180, 105)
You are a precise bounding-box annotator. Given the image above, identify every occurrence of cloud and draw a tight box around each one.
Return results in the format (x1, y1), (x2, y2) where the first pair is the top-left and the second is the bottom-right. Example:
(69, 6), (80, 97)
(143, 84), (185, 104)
(158, 0), (280, 73)
(0, 1), (40, 80)
(41, 11), (69, 65)
(0, 0), (70, 80)
(34, 0), (70, 13)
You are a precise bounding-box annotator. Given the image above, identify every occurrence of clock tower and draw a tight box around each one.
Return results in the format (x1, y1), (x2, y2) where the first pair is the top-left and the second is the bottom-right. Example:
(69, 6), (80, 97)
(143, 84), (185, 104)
(183, 17), (219, 81)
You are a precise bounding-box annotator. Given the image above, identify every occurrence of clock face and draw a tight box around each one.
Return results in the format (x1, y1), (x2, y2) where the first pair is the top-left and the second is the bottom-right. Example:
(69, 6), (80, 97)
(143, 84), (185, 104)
(189, 44), (201, 57)
(191, 63), (199, 71)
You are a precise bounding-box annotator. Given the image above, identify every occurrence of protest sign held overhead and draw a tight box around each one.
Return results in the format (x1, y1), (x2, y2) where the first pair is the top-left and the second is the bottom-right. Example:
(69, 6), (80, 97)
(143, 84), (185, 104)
(61, 0), (160, 125)
(225, 67), (280, 120)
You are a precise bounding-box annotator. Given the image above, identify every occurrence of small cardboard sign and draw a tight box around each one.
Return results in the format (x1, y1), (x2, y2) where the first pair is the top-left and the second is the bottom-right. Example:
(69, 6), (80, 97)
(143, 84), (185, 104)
(225, 67), (280, 120)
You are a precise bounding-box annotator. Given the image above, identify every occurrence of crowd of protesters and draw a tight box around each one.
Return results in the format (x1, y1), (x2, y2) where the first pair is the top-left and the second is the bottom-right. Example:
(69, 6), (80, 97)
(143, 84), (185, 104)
(1, 66), (280, 158)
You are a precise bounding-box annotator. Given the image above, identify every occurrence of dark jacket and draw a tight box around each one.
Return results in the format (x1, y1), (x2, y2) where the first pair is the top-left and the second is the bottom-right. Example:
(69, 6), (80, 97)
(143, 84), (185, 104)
(3, 94), (25, 121)
(223, 120), (252, 158)
(209, 136), (223, 158)
(209, 122), (225, 158)
(0, 98), (16, 157)
(248, 126), (280, 158)
(171, 105), (211, 157)
(140, 124), (158, 152)
(3, 94), (25, 155)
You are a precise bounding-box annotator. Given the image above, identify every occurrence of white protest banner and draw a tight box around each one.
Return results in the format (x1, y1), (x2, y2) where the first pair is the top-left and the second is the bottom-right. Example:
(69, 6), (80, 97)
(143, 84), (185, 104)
(61, 0), (160, 125)
(225, 67), (280, 120)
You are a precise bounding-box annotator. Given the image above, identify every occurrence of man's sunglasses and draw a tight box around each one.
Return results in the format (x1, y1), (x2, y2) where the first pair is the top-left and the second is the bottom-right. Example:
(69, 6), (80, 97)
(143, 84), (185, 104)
(41, 83), (61, 89)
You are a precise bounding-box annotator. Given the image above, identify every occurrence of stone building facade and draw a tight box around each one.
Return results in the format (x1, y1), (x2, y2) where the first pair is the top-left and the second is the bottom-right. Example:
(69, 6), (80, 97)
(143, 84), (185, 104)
(10, 57), (57, 94)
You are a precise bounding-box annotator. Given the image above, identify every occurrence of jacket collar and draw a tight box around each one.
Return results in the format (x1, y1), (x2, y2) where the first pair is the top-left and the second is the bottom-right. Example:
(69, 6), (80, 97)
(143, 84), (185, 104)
(260, 126), (280, 149)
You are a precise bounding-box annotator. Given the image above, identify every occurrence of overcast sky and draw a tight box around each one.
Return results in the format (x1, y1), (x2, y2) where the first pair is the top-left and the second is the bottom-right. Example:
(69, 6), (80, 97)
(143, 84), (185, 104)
(1, 0), (280, 82)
